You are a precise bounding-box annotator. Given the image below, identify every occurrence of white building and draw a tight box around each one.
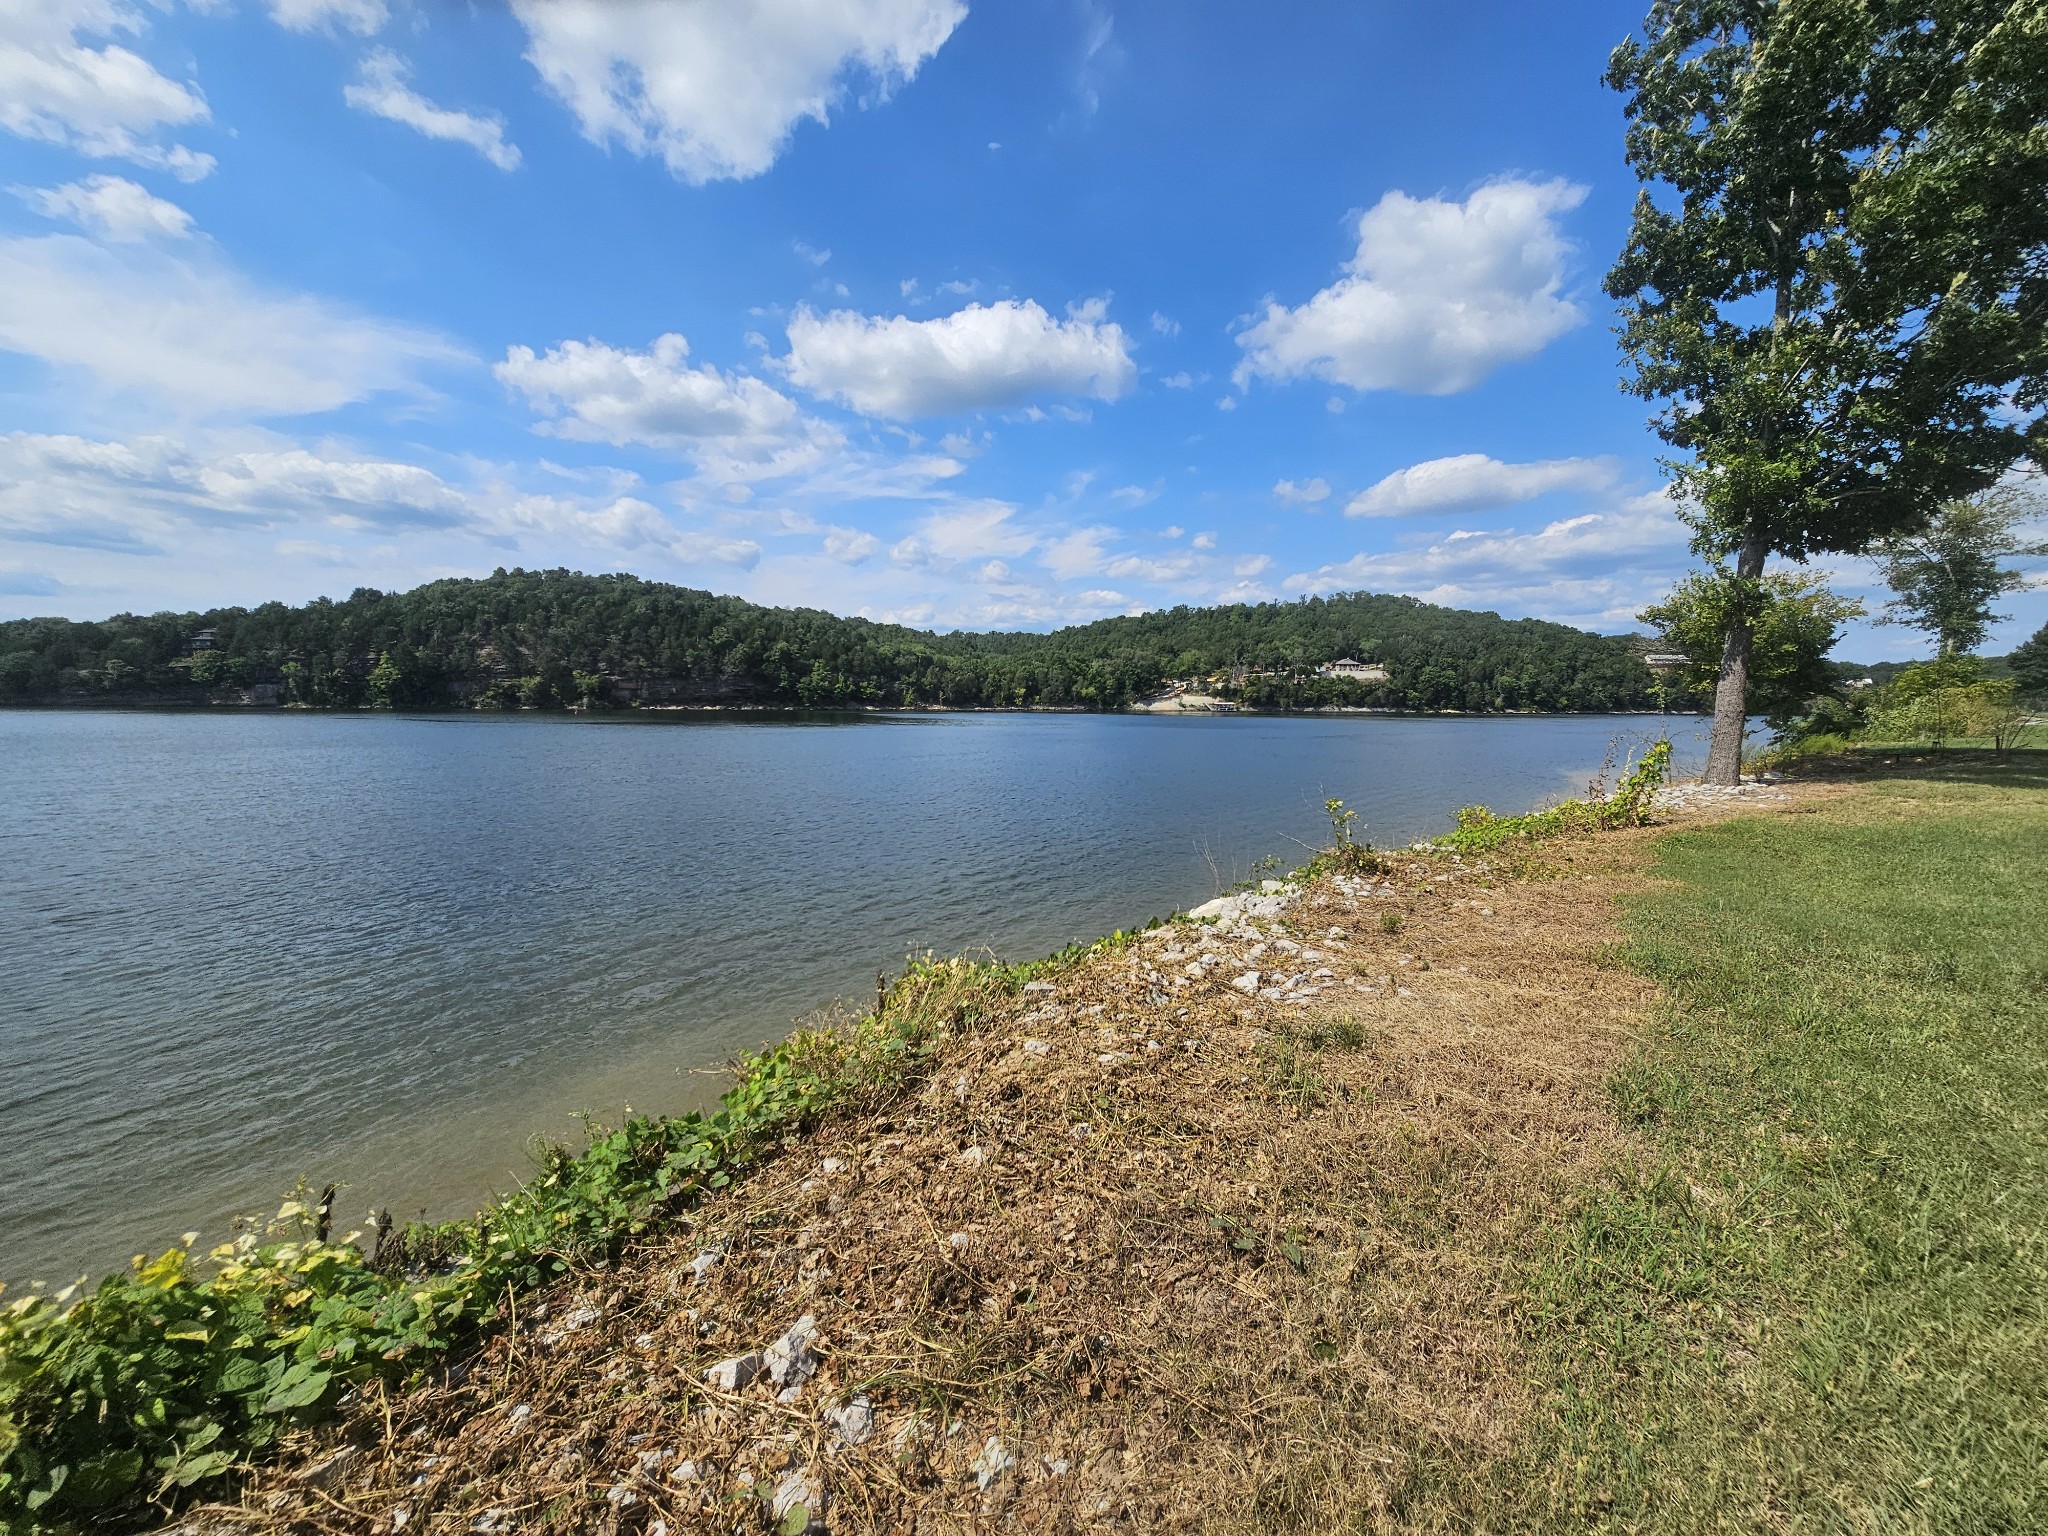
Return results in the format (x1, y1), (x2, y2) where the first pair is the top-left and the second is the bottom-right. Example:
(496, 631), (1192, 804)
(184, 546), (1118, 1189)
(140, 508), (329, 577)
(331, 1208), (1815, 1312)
(1319, 658), (1390, 682)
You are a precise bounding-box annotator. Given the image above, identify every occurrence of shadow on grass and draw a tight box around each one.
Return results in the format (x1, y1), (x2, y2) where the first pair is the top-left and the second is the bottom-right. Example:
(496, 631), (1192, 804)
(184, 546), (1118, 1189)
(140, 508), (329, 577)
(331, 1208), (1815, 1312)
(1776, 743), (2048, 792)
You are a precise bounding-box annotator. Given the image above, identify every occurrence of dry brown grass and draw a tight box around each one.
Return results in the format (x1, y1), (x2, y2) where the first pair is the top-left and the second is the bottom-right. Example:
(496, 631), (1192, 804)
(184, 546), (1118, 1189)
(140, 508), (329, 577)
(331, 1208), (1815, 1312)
(185, 796), (1818, 1536)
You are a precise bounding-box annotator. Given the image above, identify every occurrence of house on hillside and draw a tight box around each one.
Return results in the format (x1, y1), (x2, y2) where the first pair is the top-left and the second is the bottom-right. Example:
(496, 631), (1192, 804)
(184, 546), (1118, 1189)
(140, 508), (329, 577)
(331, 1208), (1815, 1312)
(190, 628), (217, 652)
(1318, 658), (1390, 682)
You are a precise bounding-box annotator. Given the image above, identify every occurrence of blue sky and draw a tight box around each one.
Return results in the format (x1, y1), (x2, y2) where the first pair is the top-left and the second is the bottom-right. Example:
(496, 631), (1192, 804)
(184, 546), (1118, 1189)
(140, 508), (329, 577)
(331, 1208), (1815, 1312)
(1, 0), (2040, 657)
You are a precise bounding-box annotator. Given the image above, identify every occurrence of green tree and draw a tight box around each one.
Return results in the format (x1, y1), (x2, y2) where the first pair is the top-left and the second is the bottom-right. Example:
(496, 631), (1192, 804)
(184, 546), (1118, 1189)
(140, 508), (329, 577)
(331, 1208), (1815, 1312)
(1872, 487), (2048, 657)
(2011, 622), (2048, 699)
(1642, 568), (1863, 731)
(1606, 0), (2048, 782)
(365, 652), (402, 709)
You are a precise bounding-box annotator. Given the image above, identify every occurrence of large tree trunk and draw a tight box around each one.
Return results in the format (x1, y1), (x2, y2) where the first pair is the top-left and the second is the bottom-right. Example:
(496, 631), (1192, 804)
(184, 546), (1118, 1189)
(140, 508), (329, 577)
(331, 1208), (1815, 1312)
(1702, 530), (1770, 786)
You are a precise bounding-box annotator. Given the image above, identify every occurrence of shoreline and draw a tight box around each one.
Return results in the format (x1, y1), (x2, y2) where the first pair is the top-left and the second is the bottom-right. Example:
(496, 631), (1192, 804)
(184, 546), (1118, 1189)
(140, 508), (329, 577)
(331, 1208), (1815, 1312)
(0, 698), (1705, 721)
(185, 773), (1809, 1532)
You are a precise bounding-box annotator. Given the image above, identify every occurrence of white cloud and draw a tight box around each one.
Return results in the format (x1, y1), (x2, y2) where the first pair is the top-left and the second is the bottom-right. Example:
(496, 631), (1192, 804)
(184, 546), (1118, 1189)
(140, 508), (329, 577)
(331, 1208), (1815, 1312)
(497, 333), (819, 478)
(1039, 524), (1113, 580)
(0, 234), (463, 415)
(889, 499), (1036, 566)
(273, 538), (350, 564)
(0, 0), (215, 178)
(512, 0), (965, 184)
(0, 432), (468, 554)
(345, 50), (522, 170)
(821, 524), (880, 562)
(793, 240), (831, 266)
(1159, 371), (1196, 389)
(1272, 476), (1329, 507)
(266, 0), (387, 35)
(784, 299), (1135, 418)
(1346, 452), (1618, 517)
(1190, 531), (1216, 549)
(1215, 395), (1236, 411)
(1233, 554), (1272, 577)
(1150, 311), (1179, 337)
(13, 174), (192, 241)
(0, 429), (768, 576)
(1235, 178), (1588, 395)
(492, 492), (761, 566)
(1286, 491), (1692, 630)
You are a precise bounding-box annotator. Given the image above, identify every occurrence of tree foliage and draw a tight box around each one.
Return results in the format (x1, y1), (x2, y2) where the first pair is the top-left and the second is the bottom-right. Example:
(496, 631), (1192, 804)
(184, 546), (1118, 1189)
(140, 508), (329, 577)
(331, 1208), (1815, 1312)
(2011, 621), (2048, 697)
(0, 569), (1658, 715)
(1640, 568), (1864, 727)
(1605, 0), (2048, 778)
(1872, 486), (2048, 656)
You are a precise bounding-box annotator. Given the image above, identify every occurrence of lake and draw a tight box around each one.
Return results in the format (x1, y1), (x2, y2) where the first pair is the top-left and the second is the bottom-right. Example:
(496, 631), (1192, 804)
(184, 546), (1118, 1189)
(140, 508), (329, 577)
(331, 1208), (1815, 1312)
(0, 708), (1710, 1286)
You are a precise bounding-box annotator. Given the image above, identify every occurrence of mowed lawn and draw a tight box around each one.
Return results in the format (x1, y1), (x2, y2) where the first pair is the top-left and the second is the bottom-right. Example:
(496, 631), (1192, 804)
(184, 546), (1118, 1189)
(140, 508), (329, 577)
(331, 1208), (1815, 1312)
(1508, 758), (2048, 1534)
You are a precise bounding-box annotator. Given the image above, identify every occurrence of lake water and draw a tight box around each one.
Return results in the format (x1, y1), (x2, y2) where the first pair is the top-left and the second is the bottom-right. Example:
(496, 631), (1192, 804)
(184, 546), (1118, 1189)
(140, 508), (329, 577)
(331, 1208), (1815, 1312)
(0, 708), (1710, 1286)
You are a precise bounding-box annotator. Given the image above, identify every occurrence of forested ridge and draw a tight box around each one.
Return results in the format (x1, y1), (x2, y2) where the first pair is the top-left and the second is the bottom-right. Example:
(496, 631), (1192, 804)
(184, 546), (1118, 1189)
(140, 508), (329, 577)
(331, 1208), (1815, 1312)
(0, 568), (1658, 713)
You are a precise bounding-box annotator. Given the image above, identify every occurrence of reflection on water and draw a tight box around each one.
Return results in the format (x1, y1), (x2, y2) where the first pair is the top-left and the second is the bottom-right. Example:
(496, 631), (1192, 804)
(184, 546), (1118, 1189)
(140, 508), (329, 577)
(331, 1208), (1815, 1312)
(0, 708), (1709, 1283)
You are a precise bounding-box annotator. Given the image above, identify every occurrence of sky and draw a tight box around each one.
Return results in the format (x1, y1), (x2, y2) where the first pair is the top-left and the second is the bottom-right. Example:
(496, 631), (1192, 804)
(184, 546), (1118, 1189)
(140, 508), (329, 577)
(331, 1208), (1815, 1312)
(0, 0), (2040, 657)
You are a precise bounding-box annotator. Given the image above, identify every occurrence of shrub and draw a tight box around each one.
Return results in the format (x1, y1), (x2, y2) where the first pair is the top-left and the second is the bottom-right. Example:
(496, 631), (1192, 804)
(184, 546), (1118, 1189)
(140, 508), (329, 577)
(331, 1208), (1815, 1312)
(1436, 740), (1673, 854)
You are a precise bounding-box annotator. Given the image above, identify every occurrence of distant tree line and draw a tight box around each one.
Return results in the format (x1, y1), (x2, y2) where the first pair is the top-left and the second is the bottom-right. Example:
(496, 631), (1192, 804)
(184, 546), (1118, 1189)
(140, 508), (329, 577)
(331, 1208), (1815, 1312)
(0, 568), (1663, 714)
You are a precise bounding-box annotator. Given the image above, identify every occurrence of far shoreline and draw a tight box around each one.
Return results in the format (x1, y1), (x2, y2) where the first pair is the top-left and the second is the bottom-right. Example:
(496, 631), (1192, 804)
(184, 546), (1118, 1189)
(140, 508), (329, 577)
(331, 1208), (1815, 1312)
(0, 698), (1708, 722)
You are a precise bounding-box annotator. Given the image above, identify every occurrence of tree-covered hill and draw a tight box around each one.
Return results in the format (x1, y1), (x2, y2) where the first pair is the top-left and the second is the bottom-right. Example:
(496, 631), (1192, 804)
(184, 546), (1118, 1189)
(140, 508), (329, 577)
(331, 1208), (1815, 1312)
(0, 568), (1658, 713)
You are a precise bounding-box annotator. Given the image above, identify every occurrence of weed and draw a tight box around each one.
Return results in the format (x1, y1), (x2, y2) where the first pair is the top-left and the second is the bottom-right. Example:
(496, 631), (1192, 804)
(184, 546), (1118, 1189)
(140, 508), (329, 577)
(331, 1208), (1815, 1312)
(1437, 740), (1673, 855)
(1259, 1029), (1326, 1112)
(1304, 1016), (1368, 1051)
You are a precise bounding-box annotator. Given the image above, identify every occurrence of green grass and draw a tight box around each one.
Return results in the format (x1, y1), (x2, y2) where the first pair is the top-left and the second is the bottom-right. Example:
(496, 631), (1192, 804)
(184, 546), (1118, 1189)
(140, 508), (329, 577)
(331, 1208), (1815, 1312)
(1514, 758), (2048, 1533)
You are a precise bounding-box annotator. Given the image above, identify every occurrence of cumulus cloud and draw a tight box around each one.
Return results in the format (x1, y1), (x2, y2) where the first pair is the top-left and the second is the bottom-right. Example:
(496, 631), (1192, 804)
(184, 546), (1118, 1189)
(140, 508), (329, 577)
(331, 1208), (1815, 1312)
(496, 333), (826, 483)
(0, 432), (467, 554)
(513, 0), (965, 184)
(0, 0), (215, 178)
(266, 0), (387, 34)
(0, 235), (464, 415)
(822, 524), (881, 562)
(345, 50), (522, 170)
(12, 174), (193, 241)
(0, 429), (766, 576)
(491, 492), (761, 567)
(1346, 452), (1619, 517)
(1287, 491), (1692, 630)
(1235, 178), (1588, 396)
(1273, 476), (1330, 507)
(783, 299), (1136, 418)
